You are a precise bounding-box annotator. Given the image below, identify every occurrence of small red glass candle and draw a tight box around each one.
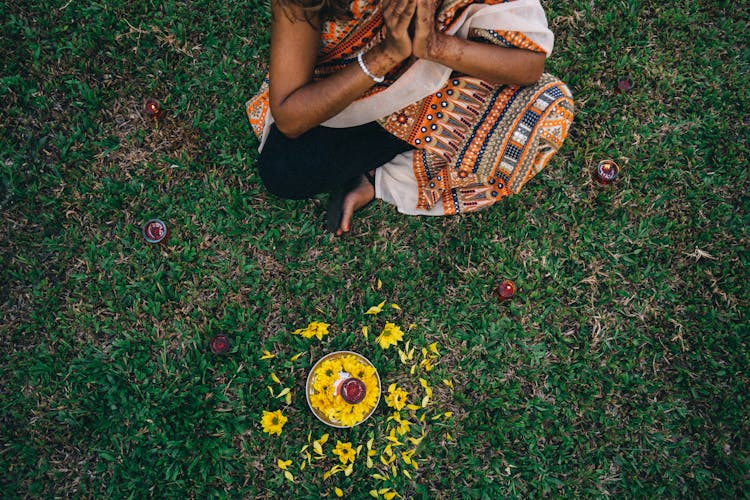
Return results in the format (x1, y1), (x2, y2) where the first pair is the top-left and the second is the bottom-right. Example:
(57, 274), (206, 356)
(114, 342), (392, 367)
(210, 334), (230, 354)
(144, 98), (163, 119)
(495, 279), (516, 303)
(593, 160), (620, 185)
(142, 218), (169, 244)
(339, 378), (366, 404)
(615, 76), (633, 93)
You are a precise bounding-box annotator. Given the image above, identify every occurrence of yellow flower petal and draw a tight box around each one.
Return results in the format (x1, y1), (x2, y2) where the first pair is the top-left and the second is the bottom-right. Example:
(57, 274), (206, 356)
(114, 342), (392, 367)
(362, 325), (369, 339)
(335, 487), (344, 497)
(365, 300), (386, 315)
(390, 303), (401, 310)
(283, 470), (294, 482)
(428, 342), (439, 354)
(277, 458), (292, 470)
(290, 352), (305, 361)
(323, 464), (342, 480)
(271, 372), (281, 384)
(377, 278), (383, 289)
(276, 388), (290, 399)
(442, 379), (454, 389)
(260, 350), (275, 360)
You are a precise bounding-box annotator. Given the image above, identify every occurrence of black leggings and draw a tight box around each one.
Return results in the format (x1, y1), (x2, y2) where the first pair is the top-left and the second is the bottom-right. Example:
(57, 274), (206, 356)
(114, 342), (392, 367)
(257, 122), (412, 199)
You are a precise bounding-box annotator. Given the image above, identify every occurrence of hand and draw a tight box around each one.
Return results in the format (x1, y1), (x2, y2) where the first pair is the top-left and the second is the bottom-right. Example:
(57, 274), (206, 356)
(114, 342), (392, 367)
(413, 0), (446, 60)
(380, 0), (416, 61)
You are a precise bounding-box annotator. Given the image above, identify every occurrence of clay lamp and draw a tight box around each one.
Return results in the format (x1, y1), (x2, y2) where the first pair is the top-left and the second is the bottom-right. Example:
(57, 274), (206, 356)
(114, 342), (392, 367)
(142, 218), (169, 244)
(143, 98), (164, 120)
(593, 160), (620, 185)
(615, 76), (633, 93)
(495, 279), (517, 303)
(210, 334), (231, 355)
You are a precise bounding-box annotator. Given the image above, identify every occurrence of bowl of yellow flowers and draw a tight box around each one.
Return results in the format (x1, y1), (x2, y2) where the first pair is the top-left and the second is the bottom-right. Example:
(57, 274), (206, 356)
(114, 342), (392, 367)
(306, 351), (381, 428)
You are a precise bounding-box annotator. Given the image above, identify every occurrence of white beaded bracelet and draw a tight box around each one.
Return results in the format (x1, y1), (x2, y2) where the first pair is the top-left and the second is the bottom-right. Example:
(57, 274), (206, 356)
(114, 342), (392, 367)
(357, 51), (385, 83)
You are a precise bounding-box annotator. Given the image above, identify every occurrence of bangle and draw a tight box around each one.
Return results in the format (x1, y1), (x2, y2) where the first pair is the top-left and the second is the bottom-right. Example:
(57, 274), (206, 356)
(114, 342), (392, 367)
(357, 51), (385, 83)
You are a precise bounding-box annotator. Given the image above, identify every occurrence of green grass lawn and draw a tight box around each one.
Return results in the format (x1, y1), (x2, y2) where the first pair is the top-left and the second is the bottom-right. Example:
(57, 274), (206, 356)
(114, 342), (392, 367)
(1, 0), (748, 497)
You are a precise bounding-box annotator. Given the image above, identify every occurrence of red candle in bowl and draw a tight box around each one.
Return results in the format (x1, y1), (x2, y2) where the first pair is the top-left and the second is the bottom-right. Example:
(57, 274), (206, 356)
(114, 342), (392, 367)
(143, 219), (169, 244)
(495, 279), (516, 303)
(210, 334), (230, 355)
(615, 76), (633, 93)
(593, 160), (620, 185)
(339, 378), (366, 404)
(144, 98), (163, 119)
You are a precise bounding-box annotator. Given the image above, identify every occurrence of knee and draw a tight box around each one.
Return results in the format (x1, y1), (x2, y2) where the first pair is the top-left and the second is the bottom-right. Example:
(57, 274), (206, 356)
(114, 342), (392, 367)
(257, 149), (312, 200)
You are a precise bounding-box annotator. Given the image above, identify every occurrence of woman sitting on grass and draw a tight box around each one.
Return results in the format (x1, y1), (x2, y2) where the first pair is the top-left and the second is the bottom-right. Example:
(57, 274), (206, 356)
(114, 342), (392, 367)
(246, 0), (574, 235)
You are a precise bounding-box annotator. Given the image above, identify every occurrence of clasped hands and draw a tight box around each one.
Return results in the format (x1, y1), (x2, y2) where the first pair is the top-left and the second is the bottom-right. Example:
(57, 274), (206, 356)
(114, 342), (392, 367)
(381, 0), (446, 62)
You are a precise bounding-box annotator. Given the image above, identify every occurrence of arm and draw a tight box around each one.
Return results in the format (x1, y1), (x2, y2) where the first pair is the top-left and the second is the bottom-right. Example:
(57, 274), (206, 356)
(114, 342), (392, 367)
(268, 0), (415, 138)
(412, 0), (546, 86)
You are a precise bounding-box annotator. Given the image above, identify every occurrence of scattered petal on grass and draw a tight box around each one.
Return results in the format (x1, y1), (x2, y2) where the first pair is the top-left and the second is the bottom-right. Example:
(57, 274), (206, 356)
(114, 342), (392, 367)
(370, 490), (379, 498)
(323, 464), (342, 480)
(277, 458), (292, 470)
(377, 278), (383, 289)
(390, 303), (401, 310)
(261, 350), (275, 360)
(362, 325), (369, 339)
(290, 352), (305, 361)
(365, 300), (386, 315)
(428, 342), (439, 354)
(335, 487), (344, 497)
(442, 379), (454, 389)
(344, 462), (354, 476)
(271, 372), (281, 384)
(283, 470), (294, 482)
(276, 387), (290, 399)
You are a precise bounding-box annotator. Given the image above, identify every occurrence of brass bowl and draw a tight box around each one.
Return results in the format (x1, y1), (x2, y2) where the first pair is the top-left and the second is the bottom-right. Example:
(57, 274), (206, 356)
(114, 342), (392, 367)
(305, 351), (381, 428)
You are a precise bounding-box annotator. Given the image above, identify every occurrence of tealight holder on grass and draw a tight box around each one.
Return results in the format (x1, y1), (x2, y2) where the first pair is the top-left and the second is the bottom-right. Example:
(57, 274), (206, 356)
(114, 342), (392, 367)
(210, 334), (231, 355)
(142, 218), (169, 244)
(494, 279), (517, 303)
(593, 160), (620, 185)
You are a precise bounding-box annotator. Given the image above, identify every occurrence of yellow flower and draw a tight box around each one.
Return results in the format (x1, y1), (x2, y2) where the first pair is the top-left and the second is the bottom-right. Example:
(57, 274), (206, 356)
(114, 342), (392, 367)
(385, 384), (408, 411)
(261, 410), (287, 436)
(334, 487), (344, 497)
(375, 322), (404, 349)
(332, 441), (356, 464)
(277, 458), (292, 470)
(292, 321), (330, 340)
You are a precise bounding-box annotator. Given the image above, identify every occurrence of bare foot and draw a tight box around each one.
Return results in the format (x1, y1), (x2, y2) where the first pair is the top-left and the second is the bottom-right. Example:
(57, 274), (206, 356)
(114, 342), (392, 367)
(336, 173), (375, 235)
